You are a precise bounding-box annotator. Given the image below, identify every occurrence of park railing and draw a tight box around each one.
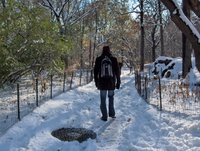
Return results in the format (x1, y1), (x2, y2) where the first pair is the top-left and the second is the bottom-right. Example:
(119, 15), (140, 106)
(135, 71), (200, 115)
(0, 69), (93, 136)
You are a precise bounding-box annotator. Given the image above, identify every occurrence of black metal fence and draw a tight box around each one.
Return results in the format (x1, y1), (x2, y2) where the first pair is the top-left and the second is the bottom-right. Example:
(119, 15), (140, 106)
(135, 71), (200, 115)
(0, 69), (93, 136)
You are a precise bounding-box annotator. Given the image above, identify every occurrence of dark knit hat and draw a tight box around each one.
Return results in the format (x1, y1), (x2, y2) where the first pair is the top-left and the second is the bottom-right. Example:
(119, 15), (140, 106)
(102, 46), (111, 55)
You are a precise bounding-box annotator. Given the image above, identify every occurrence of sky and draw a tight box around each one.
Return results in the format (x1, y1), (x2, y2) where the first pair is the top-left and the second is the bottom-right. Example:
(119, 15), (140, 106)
(0, 64), (200, 151)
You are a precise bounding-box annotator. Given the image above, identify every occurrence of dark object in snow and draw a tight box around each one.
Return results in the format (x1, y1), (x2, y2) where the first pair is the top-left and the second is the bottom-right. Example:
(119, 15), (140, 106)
(164, 71), (171, 78)
(152, 67), (159, 75)
(101, 117), (107, 121)
(161, 63), (175, 78)
(151, 57), (182, 79)
(157, 59), (172, 66)
(152, 58), (172, 75)
(51, 128), (96, 143)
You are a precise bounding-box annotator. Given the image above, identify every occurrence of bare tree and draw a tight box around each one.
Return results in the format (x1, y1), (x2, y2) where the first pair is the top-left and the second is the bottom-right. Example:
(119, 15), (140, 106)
(39, 0), (96, 34)
(164, 21), (182, 57)
(182, 0), (192, 78)
(158, 0), (164, 56)
(140, 0), (145, 71)
(144, 0), (161, 62)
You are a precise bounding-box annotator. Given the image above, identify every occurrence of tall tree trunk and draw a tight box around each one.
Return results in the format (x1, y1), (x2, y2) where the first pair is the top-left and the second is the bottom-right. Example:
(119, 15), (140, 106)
(80, 20), (85, 69)
(90, 8), (98, 80)
(89, 37), (92, 68)
(92, 9), (98, 68)
(158, 0), (164, 56)
(140, 0), (145, 71)
(79, 20), (85, 85)
(151, 25), (157, 62)
(187, 0), (200, 72)
(182, 0), (192, 78)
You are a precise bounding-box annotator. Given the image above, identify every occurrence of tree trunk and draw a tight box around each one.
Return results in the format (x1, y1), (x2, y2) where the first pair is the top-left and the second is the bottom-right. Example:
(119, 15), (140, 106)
(160, 0), (200, 72)
(187, 0), (200, 71)
(92, 9), (98, 68)
(80, 20), (85, 69)
(89, 38), (92, 68)
(63, 55), (69, 72)
(140, 0), (145, 71)
(158, 0), (164, 56)
(182, 0), (192, 78)
(151, 25), (157, 62)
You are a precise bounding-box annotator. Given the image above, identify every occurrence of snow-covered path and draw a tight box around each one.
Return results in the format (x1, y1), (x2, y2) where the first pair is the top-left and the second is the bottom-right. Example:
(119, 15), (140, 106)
(0, 69), (200, 151)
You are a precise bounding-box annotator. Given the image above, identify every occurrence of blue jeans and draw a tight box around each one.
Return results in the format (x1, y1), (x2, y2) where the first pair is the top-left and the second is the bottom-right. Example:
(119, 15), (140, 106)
(100, 90), (115, 119)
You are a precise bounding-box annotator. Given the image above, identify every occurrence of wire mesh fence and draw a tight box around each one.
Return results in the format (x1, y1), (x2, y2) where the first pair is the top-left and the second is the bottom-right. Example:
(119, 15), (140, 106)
(135, 71), (200, 115)
(0, 69), (93, 136)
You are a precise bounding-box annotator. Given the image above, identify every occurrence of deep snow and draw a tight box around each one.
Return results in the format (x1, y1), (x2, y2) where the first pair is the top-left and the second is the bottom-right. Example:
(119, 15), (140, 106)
(0, 69), (200, 151)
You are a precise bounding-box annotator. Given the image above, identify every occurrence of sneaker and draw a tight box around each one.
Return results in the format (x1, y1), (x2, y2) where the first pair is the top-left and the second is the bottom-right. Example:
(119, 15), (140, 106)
(101, 117), (107, 121)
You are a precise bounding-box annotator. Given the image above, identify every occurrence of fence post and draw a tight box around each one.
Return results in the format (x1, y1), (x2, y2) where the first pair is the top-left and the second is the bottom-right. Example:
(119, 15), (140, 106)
(138, 73), (141, 95)
(17, 83), (21, 121)
(79, 69), (82, 86)
(36, 78), (39, 107)
(86, 69), (89, 84)
(50, 74), (53, 99)
(145, 75), (148, 101)
(142, 73), (145, 97)
(70, 72), (74, 89)
(135, 71), (137, 87)
(90, 69), (93, 82)
(63, 72), (66, 92)
(158, 77), (162, 111)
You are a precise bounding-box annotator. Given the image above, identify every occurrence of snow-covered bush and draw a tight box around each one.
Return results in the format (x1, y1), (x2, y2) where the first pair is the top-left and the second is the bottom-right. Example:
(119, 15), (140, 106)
(151, 56), (182, 79)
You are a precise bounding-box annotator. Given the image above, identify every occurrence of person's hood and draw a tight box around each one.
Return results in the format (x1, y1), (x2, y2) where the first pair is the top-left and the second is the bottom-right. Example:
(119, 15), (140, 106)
(102, 46), (111, 56)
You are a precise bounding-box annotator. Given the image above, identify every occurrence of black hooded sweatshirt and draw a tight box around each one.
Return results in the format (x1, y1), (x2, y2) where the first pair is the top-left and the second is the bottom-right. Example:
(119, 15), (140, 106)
(94, 49), (120, 90)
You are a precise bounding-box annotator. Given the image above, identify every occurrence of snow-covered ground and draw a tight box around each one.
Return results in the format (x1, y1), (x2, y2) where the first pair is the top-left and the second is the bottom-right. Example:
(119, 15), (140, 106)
(0, 71), (89, 136)
(0, 68), (200, 151)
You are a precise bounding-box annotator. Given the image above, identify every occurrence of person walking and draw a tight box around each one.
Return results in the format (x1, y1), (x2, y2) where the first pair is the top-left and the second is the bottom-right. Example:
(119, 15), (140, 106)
(94, 46), (121, 121)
